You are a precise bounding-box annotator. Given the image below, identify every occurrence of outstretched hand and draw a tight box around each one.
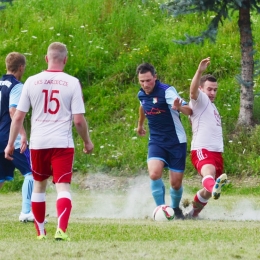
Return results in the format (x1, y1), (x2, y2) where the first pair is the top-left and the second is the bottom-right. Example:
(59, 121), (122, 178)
(198, 57), (210, 72)
(172, 97), (182, 110)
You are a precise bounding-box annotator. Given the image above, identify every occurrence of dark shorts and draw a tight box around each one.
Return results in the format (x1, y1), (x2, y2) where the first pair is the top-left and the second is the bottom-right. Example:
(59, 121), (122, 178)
(191, 149), (223, 180)
(30, 148), (74, 183)
(148, 143), (187, 172)
(0, 148), (31, 183)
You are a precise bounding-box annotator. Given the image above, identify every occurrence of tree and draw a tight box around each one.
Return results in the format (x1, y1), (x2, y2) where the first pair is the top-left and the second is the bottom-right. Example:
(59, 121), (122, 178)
(161, 0), (260, 126)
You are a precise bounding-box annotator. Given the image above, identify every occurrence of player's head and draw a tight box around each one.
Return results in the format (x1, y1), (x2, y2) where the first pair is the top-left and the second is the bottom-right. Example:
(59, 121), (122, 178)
(5, 52), (26, 80)
(136, 63), (157, 95)
(46, 42), (68, 65)
(199, 74), (218, 103)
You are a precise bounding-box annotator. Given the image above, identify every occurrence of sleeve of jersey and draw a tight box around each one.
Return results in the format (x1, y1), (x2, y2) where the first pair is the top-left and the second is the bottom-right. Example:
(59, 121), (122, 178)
(9, 83), (23, 108)
(190, 89), (203, 107)
(165, 87), (187, 106)
(71, 81), (86, 114)
(16, 80), (31, 112)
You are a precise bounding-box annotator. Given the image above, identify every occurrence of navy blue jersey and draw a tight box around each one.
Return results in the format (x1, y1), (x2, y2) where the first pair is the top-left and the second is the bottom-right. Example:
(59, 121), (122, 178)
(0, 74), (20, 152)
(138, 80), (187, 146)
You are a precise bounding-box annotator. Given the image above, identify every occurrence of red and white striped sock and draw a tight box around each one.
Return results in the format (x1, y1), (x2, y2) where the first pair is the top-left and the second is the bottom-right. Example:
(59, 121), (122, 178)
(191, 191), (208, 217)
(56, 191), (72, 232)
(31, 192), (46, 236)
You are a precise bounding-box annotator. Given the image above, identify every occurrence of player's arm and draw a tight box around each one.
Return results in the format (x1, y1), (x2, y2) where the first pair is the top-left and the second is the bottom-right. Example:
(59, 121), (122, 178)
(190, 57), (211, 100)
(5, 110), (26, 160)
(73, 114), (94, 154)
(136, 105), (146, 136)
(9, 107), (27, 153)
(9, 83), (28, 152)
(178, 104), (192, 116)
(172, 98), (192, 116)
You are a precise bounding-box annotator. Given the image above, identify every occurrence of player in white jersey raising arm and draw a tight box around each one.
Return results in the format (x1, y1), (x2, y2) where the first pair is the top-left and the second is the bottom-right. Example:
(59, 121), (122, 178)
(5, 42), (94, 240)
(187, 57), (227, 218)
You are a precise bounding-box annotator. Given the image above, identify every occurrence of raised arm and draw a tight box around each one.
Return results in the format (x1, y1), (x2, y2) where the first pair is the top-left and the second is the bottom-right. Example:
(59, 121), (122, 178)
(190, 57), (211, 100)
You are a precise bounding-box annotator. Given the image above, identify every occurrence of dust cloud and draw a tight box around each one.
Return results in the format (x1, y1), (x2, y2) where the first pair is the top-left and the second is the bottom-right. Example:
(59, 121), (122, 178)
(46, 174), (260, 221)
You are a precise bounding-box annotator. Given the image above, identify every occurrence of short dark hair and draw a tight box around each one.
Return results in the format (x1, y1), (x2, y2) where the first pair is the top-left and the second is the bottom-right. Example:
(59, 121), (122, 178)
(5, 52), (26, 73)
(200, 74), (217, 87)
(136, 63), (156, 76)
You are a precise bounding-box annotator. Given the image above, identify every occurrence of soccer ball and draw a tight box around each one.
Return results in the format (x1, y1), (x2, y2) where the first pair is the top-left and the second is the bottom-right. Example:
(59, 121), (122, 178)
(152, 205), (175, 221)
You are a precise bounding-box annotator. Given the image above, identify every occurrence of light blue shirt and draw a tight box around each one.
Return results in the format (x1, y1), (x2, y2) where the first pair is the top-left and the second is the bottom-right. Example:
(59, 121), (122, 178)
(9, 83), (23, 149)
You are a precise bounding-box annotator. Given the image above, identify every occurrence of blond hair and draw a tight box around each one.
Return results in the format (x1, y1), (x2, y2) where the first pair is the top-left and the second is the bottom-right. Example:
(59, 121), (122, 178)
(47, 42), (68, 62)
(5, 52), (26, 73)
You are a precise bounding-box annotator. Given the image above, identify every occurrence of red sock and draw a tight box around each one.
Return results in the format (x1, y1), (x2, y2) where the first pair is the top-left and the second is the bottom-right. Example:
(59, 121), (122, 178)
(31, 192), (46, 236)
(191, 192), (208, 217)
(202, 176), (215, 193)
(56, 191), (72, 232)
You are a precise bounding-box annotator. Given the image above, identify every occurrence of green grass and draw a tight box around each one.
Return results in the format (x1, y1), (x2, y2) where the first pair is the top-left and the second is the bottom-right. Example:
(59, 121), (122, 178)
(1, 185), (260, 260)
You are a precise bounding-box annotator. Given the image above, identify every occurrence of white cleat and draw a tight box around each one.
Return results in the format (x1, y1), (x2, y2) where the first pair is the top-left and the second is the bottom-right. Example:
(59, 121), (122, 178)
(19, 211), (34, 222)
(19, 211), (48, 223)
(212, 173), (227, 200)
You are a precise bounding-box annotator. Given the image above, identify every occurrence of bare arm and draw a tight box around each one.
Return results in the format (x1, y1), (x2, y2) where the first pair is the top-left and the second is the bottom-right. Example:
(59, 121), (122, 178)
(9, 107), (27, 153)
(172, 97), (192, 116)
(190, 57), (211, 100)
(5, 110), (26, 160)
(178, 104), (192, 116)
(136, 105), (146, 136)
(73, 114), (94, 154)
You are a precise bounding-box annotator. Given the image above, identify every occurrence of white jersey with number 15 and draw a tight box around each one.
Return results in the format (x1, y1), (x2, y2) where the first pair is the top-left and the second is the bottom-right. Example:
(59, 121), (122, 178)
(17, 70), (85, 149)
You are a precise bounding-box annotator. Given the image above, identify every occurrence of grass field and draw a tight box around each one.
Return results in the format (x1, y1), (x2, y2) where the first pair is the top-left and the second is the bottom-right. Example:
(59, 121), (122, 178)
(1, 175), (260, 260)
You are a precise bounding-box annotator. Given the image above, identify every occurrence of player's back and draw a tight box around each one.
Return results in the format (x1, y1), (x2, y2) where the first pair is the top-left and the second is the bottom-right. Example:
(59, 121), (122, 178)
(0, 75), (19, 151)
(18, 70), (85, 149)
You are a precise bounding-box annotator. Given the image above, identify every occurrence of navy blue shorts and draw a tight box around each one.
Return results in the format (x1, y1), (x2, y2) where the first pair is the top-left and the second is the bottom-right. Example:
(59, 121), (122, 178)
(0, 147), (31, 182)
(147, 142), (187, 172)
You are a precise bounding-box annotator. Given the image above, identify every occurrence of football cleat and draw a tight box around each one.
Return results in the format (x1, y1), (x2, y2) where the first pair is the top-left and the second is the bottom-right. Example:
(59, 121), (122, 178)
(173, 207), (185, 220)
(54, 228), (70, 241)
(19, 211), (34, 222)
(37, 235), (47, 240)
(212, 173), (227, 200)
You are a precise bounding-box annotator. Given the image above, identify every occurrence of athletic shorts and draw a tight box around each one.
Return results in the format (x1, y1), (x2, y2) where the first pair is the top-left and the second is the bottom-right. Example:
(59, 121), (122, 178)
(191, 149), (223, 180)
(30, 148), (74, 183)
(148, 143), (187, 172)
(0, 148), (31, 183)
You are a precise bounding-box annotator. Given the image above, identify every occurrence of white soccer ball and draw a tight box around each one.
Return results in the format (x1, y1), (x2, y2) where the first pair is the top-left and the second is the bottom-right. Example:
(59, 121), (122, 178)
(152, 205), (175, 221)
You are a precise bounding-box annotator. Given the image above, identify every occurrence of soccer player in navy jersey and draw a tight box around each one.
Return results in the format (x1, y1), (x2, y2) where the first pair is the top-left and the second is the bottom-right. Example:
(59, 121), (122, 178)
(136, 63), (192, 219)
(0, 52), (34, 222)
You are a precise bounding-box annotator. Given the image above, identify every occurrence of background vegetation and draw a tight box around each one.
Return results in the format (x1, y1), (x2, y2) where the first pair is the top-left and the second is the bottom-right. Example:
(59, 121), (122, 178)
(1, 0), (260, 184)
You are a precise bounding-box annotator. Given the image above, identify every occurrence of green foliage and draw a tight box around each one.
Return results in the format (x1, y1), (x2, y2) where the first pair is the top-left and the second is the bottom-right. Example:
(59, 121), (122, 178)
(0, 171), (24, 193)
(0, 0), (260, 177)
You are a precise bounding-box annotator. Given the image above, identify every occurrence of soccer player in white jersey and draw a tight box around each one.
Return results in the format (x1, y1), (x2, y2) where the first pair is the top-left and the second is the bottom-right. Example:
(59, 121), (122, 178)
(5, 42), (94, 240)
(187, 57), (227, 218)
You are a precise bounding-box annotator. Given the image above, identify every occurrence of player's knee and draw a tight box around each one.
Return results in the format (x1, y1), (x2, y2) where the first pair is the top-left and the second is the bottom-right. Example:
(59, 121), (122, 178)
(170, 181), (182, 190)
(149, 172), (162, 181)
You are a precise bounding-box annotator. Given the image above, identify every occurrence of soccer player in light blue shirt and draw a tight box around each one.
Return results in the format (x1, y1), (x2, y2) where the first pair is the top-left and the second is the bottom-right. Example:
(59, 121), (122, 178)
(0, 52), (34, 222)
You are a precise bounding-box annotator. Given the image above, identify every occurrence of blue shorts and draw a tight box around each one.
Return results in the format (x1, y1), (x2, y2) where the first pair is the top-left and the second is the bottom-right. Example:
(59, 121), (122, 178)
(0, 148), (31, 183)
(147, 143), (187, 172)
